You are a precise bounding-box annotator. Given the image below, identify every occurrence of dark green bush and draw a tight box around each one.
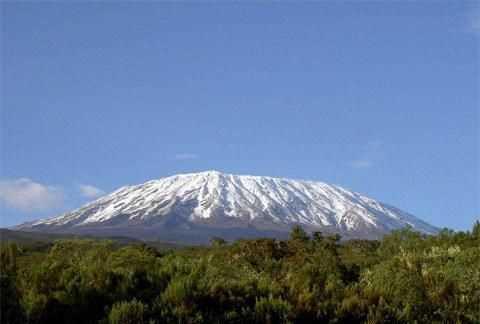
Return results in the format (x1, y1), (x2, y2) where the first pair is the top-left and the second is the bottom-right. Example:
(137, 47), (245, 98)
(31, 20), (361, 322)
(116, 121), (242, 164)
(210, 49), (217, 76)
(1, 222), (479, 324)
(108, 299), (145, 324)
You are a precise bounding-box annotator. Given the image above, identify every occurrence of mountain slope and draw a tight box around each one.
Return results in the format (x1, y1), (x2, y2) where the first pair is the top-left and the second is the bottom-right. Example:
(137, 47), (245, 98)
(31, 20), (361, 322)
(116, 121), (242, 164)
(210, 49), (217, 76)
(17, 171), (437, 243)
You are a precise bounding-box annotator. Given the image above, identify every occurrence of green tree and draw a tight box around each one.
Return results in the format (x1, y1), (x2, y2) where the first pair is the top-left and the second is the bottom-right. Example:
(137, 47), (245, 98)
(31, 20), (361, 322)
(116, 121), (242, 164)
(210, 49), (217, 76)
(0, 243), (26, 324)
(255, 295), (292, 324)
(108, 299), (145, 324)
(289, 225), (309, 243)
(472, 220), (480, 238)
(210, 237), (227, 247)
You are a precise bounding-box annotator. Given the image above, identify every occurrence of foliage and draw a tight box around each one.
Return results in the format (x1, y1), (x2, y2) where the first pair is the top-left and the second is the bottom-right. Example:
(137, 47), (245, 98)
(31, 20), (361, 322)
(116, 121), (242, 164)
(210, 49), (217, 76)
(108, 299), (145, 324)
(0, 243), (26, 324)
(1, 222), (479, 324)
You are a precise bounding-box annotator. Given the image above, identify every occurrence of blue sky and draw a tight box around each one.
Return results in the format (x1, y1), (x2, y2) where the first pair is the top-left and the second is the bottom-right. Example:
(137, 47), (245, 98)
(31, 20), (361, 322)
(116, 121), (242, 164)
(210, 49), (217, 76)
(1, 2), (479, 230)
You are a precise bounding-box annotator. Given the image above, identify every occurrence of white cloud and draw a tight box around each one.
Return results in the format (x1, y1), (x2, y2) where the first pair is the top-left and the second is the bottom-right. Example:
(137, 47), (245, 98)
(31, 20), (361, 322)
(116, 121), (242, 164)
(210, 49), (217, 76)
(0, 178), (63, 212)
(463, 5), (480, 35)
(79, 184), (105, 199)
(174, 153), (199, 160)
(350, 160), (373, 169)
(349, 140), (383, 169)
(470, 13), (480, 34)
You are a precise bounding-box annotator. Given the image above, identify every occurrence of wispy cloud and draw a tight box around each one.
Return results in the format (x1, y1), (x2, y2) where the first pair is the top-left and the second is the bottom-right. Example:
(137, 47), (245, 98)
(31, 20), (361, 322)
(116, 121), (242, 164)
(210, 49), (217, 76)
(79, 184), (105, 199)
(350, 159), (373, 169)
(470, 11), (480, 34)
(174, 153), (199, 160)
(465, 5), (480, 35)
(0, 178), (63, 212)
(349, 140), (383, 170)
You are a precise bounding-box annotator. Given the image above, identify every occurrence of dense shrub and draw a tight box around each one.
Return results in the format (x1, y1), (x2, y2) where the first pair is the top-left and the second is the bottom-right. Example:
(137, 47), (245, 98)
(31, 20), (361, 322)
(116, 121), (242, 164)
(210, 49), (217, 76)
(108, 299), (145, 324)
(1, 222), (479, 324)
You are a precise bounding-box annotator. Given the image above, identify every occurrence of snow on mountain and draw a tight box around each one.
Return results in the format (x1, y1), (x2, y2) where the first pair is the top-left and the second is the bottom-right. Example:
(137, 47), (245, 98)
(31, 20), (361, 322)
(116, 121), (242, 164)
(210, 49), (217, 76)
(18, 171), (438, 242)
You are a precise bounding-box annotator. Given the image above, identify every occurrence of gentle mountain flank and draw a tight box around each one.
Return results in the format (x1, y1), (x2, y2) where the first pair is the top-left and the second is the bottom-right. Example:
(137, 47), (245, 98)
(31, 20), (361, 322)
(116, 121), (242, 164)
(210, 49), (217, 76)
(17, 171), (437, 243)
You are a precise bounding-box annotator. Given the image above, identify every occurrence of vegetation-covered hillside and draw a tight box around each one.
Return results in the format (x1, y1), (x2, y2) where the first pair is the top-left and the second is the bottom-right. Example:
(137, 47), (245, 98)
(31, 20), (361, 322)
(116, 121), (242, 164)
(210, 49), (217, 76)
(1, 223), (479, 324)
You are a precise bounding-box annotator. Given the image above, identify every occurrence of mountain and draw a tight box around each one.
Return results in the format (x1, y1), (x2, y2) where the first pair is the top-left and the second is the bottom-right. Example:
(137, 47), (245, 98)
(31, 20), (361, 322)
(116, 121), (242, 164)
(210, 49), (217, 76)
(16, 171), (438, 243)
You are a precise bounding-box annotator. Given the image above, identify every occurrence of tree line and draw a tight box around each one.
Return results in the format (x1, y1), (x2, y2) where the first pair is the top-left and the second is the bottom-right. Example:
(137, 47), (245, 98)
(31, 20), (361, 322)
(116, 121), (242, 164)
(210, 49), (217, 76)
(1, 222), (479, 324)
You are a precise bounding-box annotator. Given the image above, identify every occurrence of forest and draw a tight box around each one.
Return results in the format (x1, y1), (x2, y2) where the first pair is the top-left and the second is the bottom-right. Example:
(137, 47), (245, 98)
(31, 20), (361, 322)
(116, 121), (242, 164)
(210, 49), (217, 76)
(1, 223), (479, 324)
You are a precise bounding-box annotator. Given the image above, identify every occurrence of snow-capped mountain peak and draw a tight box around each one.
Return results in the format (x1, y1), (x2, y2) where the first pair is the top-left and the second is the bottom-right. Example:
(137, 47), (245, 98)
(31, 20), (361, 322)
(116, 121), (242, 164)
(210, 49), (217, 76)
(19, 171), (437, 242)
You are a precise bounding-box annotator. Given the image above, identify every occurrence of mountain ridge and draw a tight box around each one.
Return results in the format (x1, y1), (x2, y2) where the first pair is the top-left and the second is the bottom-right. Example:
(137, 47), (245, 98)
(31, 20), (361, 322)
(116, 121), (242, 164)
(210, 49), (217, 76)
(17, 171), (438, 243)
